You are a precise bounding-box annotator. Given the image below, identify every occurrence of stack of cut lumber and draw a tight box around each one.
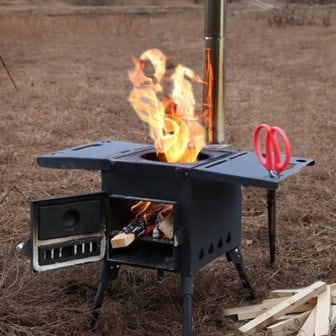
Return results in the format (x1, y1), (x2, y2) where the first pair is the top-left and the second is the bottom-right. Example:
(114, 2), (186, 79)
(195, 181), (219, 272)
(224, 281), (336, 335)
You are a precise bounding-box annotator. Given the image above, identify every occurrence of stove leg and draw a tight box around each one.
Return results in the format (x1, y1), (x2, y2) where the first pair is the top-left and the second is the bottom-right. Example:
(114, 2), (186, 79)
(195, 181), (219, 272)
(157, 269), (164, 282)
(226, 247), (255, 299)
(90, 261), (120, 328)
(267, 189), (276, 264)
(181, 275), (194, 336)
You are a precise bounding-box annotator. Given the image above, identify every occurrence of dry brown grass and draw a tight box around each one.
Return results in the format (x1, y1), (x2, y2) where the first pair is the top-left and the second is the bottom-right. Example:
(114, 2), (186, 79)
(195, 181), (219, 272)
(267, 2), (335, 26)
(0, 2), (335, 335)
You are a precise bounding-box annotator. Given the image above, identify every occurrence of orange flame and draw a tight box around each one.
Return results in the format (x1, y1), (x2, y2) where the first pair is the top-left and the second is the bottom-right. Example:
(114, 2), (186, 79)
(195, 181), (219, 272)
(131, 201), (151, 218)
(204, 48), (214, 143)
(128, 49), (206, 163)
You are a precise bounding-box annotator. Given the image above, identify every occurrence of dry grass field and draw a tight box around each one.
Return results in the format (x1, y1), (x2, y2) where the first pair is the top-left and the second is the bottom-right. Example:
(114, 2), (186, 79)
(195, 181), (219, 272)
(0, 1), (335, 335)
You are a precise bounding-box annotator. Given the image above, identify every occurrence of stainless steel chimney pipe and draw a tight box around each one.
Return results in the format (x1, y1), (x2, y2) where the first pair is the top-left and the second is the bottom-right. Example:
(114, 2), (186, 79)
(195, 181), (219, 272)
(203, 0), (227, 144)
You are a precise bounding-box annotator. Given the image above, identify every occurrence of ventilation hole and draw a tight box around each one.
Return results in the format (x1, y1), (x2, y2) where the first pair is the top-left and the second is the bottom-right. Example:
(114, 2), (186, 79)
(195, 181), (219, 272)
(45, 249), (51, 260)
(198, 248), (205, 259)
(217, 238), (223, 248)
(208, 243), (214, 254)
(226, 233), (231, 243)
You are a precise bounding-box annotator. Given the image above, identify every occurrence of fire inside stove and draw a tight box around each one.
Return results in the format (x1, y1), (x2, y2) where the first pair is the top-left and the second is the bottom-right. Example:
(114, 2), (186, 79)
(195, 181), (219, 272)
(110, 198), (173, 246)
(109, 197), (177, 270)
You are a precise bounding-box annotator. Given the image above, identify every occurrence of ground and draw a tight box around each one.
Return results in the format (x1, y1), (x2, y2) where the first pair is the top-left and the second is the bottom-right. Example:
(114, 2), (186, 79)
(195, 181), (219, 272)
(0, 1), (335, 335)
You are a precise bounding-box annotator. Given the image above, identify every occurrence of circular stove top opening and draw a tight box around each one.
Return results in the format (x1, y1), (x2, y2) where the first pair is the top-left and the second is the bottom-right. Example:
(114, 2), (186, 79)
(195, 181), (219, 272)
(141, 151), (210, 163)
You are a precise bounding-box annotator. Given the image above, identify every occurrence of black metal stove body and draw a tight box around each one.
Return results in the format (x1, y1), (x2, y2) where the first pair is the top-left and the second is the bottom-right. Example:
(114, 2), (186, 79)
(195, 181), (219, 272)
(26, 140), (313, 335)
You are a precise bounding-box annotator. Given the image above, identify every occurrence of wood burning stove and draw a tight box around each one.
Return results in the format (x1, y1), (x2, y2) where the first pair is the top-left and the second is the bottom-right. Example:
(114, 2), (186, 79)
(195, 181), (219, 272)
(19, 140), (313, 335)
(16, 1), (315, 335)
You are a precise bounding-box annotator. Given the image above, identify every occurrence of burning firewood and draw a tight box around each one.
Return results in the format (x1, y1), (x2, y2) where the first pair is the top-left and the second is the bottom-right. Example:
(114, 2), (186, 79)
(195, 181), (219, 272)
(110, 218), (146, 249)
(158, 212), (173, 239)
(110, 202), (174, 249)
(110, 232), (136, 249)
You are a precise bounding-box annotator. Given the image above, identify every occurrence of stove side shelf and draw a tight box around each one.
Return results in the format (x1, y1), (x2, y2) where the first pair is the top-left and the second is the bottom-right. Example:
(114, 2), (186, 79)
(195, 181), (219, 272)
(36, 141), (314, 190)
(37, 141), (151, 170)
(192, 152), (314, 189)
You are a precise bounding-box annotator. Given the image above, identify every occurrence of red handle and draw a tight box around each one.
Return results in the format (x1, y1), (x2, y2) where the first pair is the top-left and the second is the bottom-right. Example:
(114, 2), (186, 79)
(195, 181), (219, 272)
(269, 126), (291, 173)
(253, 124), (291, 174)
(254, 124), (271, 170)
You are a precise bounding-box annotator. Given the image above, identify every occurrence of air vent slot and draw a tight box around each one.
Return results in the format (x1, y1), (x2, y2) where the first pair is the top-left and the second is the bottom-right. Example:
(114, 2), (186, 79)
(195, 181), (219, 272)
(38, 237), (101, 266)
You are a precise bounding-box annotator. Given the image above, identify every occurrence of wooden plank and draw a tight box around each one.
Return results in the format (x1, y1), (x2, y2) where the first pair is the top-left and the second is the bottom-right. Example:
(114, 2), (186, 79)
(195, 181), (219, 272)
(269, 289), (301, 299)
(237, 310), (267, 321)
(262, 297), (291, 304)
(315, 285), (331, 336)
(331, 287), (336, 304)
(237, 310), (265, 321)
(237, 300), (315, 321)
(297, 307), (316, 336)
(332, 305), (336, 318)
(239, 281), (326, 335)
(267, 311), (310, 335)
(277, 312), (312, 321)
(224, 297), (286, 317)
(330, 306), (336, 333)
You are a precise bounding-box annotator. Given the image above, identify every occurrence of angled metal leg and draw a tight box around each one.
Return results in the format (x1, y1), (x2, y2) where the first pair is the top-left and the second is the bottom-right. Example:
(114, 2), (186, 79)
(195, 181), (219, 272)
(226, 247), (255, 299)
(157, 269), (165, 282)
(267, 189), (276, 263)
(90, 261), (120, 328)
(181, 275), (194, 336)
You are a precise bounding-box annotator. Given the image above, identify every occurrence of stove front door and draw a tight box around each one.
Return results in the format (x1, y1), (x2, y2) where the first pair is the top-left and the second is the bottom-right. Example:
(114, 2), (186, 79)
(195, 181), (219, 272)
(30, 192), (107, 272)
